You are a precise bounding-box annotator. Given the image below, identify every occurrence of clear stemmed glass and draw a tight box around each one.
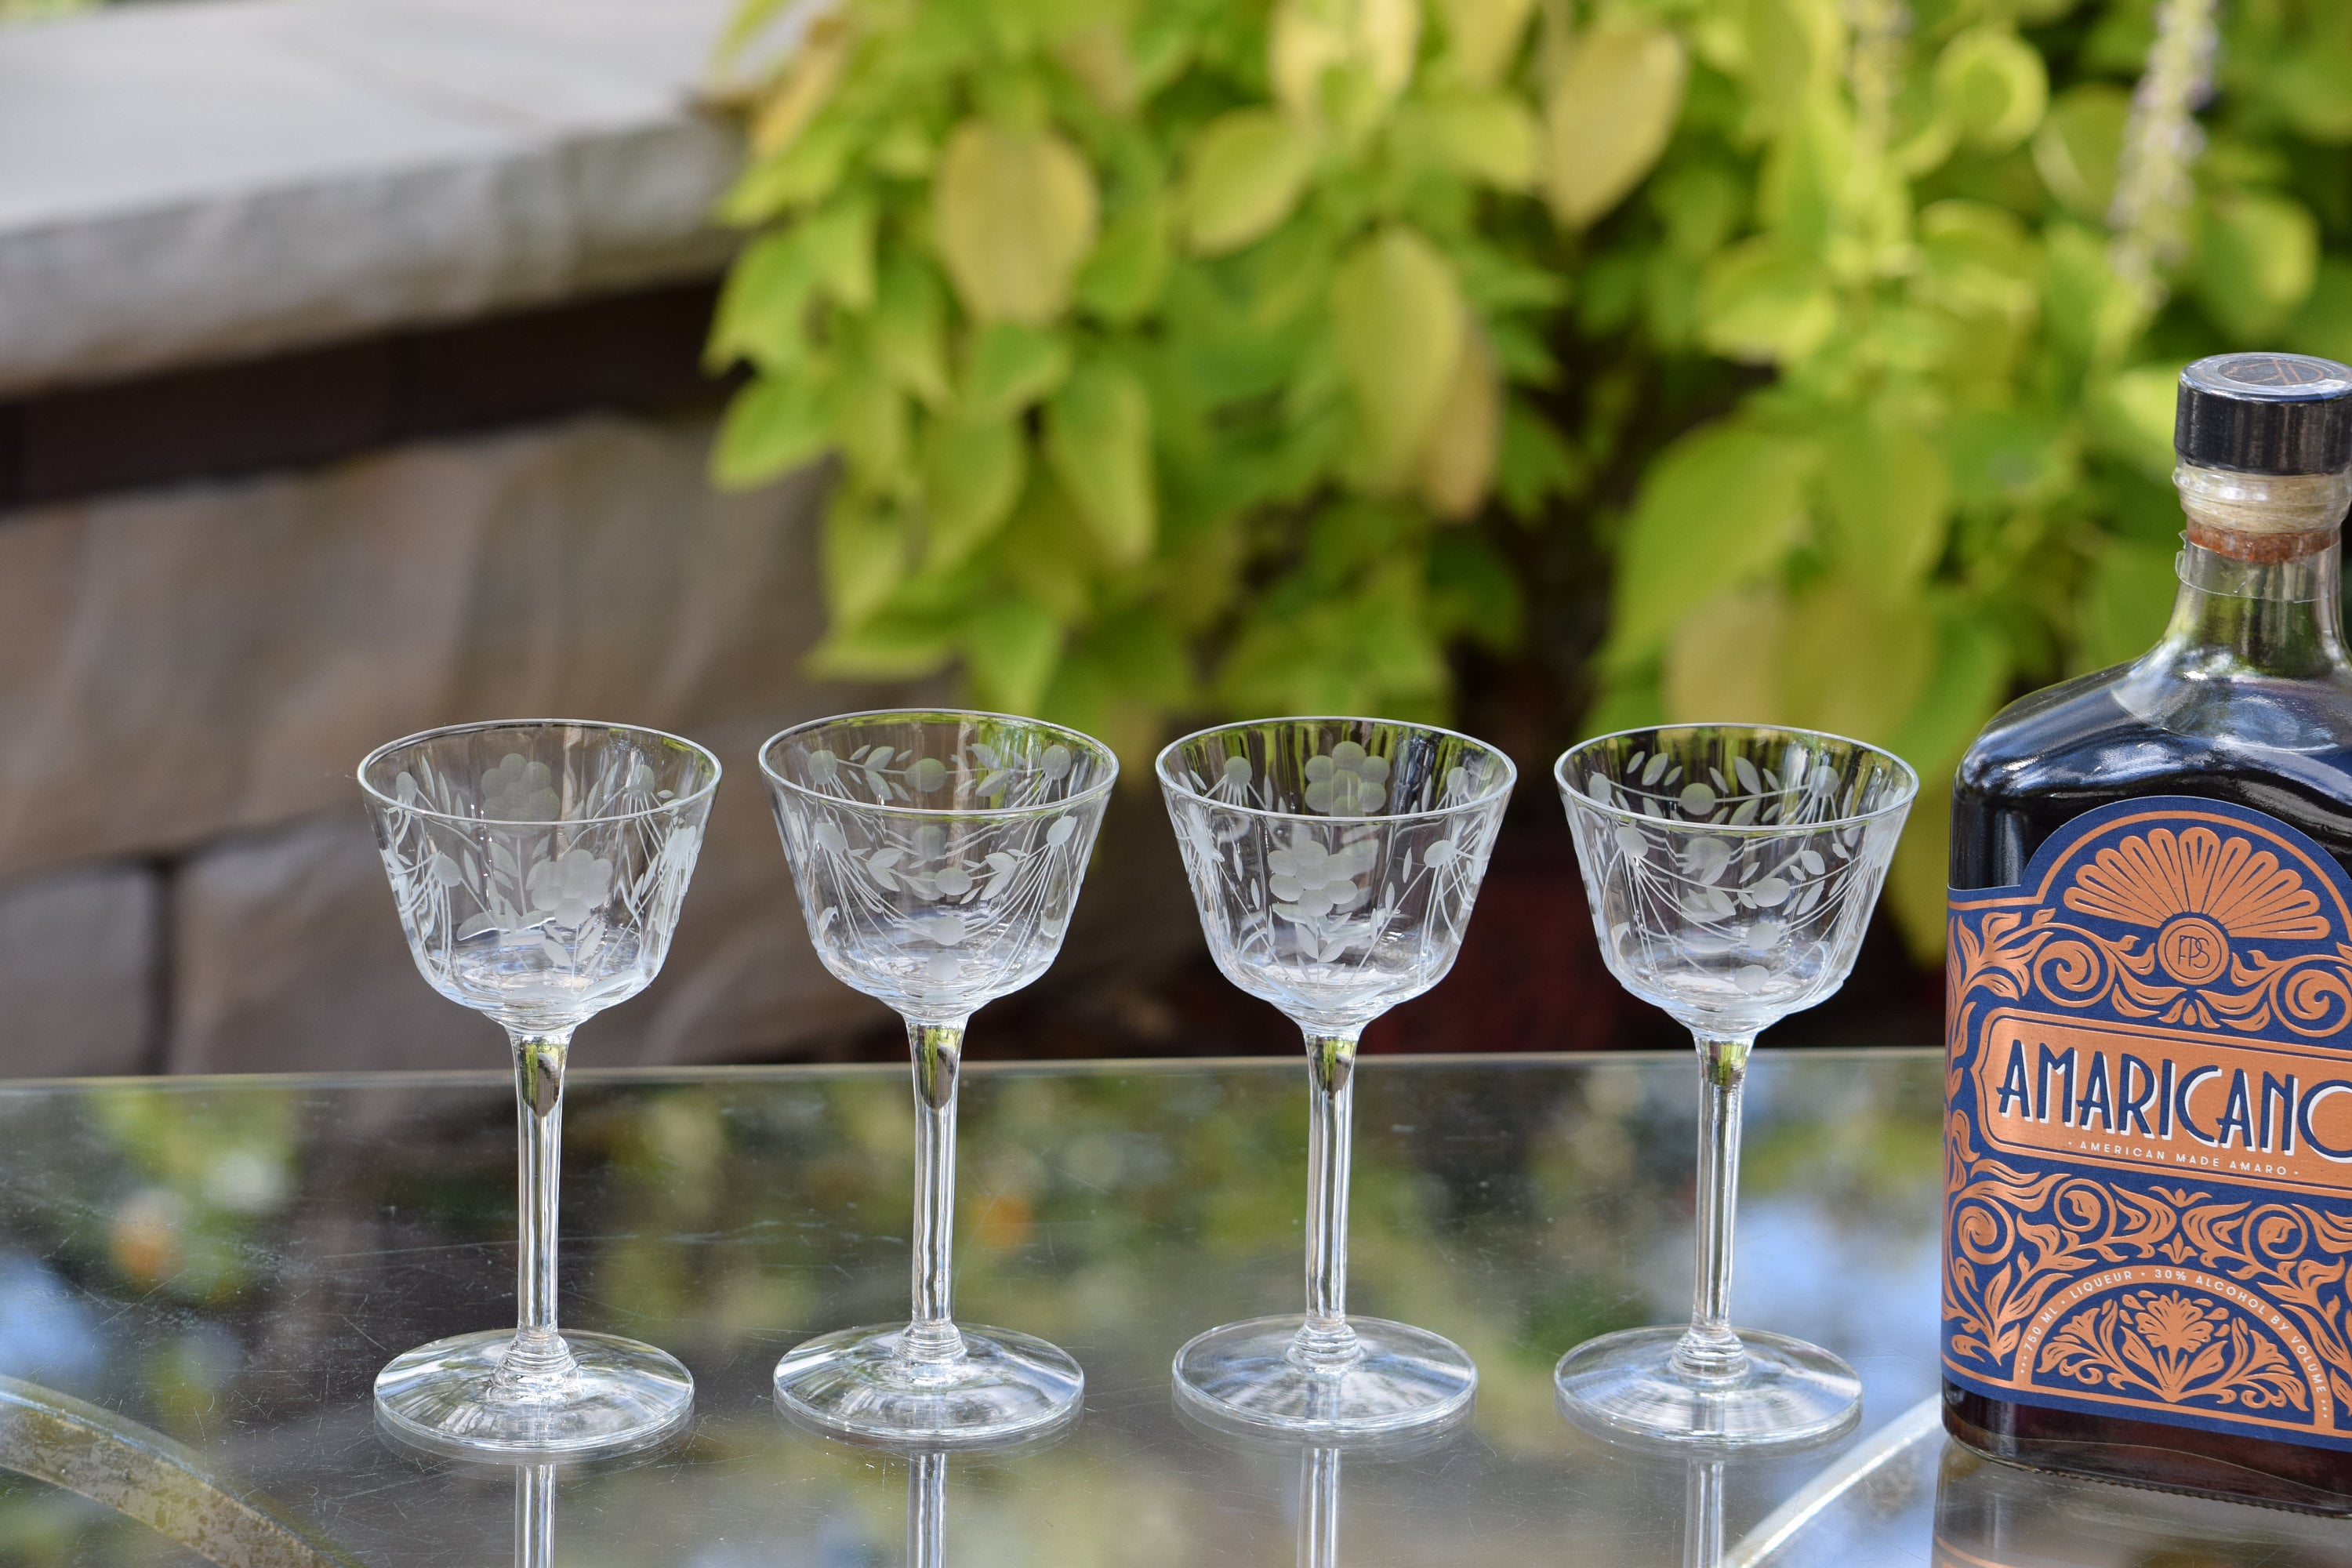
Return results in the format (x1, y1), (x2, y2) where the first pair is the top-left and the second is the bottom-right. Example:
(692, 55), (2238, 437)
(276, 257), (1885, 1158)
(1555, 724), (1915, 1448)
(1159, 717), (1515, 1437)
(358, 720), (720, 1457)
(761, 710), (1116, 1443)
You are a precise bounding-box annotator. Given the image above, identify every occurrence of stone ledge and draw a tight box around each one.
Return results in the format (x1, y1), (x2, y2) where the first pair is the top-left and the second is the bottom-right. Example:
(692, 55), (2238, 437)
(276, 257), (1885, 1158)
(0, 0), (751, 396)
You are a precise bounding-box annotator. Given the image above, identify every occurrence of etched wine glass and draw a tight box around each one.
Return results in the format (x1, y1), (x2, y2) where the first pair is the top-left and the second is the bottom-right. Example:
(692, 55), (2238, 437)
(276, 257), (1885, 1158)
(359, 720), (719, 1457)
(1159, 717), (1515, 1436)
(1555, 724), (1915, 1447)
(762, 710), (1116, 1443)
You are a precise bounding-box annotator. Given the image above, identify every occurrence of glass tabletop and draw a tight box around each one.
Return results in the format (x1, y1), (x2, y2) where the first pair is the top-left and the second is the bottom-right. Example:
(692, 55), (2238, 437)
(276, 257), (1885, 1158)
(0, 1049), (2338, 1566)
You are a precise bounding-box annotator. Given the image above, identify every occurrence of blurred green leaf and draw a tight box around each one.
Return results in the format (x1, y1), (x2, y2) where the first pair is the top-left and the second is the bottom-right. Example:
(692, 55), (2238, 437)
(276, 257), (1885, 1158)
(1611, 423), (1815, 663)
(2285, 258), (2352, 365)
(1936, 27), (2049, 153)
(707, 230), (818, 372)
(800, 196), (877, 310)
(822, 490), (909, 626)
(2195, 190), (2320, 339)
(1046, 362), (1158, 565)
(2077, 539), (2177, 673)
(1744, 0), (1842, 134)
(934, 119), (1101, 324)
(712, 374), (832, 488)
(2092, 363), (2187, 481)
(1332, 226), (1466, 488)
(1820, 416), (1953, 594)
(964, 597), (1065, 713)
(873, 256), (953, 407)
(964, 322), (1075, 419)
(1779, 575), (1936, 742)
(808, 614), (958, 680)
(1892, 608), (2009, 779)
(1697, 240), (1835, 363)
(1541, 22), (1688, 228)
(924, 416), (1028, 569)
(1398, 89), (1540, 190)
(2031, 85), (2128, 220)
(1180, 110), (1319, 256)
(1415, 328), (1502, 518)
(1916, 201), (2041, 322)
(2270, 41), (2352, 144)
(1495, 401), (1584, 520)
(1434, 0), (1534, 87)
(1077, 189), (1172, 321)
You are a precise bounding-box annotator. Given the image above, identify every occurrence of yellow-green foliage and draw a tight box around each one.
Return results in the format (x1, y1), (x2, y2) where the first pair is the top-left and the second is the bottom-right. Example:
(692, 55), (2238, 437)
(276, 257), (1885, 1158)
(712, 0), (2352, 958)
(709, 0), (1605, 768)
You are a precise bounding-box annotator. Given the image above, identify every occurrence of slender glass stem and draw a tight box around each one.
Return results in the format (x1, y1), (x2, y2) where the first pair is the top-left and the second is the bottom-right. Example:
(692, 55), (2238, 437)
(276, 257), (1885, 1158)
(1299, 1447), (1340, 1568)
(499, 1028), (578, 1394)
(1292, 1028), (1362, 1372)
(1674, 1033), (1754, 1382)
(515, 1464), (555, 1568)
(1683, 1459), (1725, 1568)
(905, 1018), (969, 1364)
(908, 1451), (946, 1568)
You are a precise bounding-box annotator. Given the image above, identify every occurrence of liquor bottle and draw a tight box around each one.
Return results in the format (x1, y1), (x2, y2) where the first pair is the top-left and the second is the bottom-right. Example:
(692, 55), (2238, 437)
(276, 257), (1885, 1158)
(1944, 353), (2352, 1513)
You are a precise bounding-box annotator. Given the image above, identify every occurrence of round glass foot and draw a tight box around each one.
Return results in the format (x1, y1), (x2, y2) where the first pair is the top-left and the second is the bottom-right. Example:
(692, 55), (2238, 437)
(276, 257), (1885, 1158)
(1553, 1325), (1861, 1450)
(374, 1329), (694, 1459)
(1171, 1315), (1476, 1439)
(773, 1323), (1084, 1446)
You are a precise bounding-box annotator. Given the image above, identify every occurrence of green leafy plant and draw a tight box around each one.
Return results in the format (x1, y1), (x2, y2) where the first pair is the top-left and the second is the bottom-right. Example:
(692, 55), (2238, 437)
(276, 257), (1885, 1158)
(705, 0), (1642, 766)
(710, 0), (2352, 960)
(1578, 0), (2352, 949)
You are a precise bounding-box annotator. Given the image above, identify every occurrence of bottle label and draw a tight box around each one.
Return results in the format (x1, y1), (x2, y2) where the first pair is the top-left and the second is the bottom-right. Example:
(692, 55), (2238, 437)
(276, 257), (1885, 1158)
(1946, 797), (2352, 1452)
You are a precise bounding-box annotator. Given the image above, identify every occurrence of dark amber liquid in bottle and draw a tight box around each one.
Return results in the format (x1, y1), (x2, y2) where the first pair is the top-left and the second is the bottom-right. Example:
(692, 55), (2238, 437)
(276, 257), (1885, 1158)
(1947, 662), (2352, 1514)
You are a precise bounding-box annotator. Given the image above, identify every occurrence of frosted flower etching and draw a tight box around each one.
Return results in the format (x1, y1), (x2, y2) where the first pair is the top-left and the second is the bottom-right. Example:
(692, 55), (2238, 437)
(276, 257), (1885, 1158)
(763, 710), (1116, 1445)
(359, 720), (719, 1459)
(1157, 717), (1515, 1439)
(1552, 724), (1915, 1450)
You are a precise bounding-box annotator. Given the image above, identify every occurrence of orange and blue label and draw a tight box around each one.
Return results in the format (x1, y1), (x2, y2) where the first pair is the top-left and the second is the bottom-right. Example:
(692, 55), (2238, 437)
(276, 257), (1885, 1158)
(1946, 797), (2352, 1450)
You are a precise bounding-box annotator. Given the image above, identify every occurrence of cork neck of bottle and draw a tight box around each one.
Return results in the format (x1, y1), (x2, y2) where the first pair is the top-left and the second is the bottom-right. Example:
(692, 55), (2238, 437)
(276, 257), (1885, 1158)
(2174, 461), (2352, 561)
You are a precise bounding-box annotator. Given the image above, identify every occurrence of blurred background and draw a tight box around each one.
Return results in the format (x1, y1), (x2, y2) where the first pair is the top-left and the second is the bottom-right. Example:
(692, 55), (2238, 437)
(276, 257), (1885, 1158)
(0, 0), (2343, 1075)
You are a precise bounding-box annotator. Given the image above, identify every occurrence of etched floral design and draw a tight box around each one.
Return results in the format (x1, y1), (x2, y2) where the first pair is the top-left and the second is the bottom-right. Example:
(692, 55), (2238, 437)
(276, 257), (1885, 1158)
(793, 735), (1080, 811)
(1160, 722), (1513, 1030)
(1559, 731), (1912, 1027)
(528, 847), (615, 930)
(766, 717), (1114, 1019)
(364, 728), (715, 1029)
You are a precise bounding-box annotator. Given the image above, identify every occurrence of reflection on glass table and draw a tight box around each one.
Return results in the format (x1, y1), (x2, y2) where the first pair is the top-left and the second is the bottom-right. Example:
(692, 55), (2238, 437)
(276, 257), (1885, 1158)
(0, 1050), (2330, 1565)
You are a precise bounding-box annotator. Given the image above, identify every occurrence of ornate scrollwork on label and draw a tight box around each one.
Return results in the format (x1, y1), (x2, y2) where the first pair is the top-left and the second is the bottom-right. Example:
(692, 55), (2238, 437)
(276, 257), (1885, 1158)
(1946, 799), (2352, 1451)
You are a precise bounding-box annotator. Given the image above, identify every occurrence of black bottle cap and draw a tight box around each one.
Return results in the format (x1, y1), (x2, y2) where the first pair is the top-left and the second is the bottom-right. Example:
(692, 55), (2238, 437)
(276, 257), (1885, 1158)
(2175, 353), (2352, 474)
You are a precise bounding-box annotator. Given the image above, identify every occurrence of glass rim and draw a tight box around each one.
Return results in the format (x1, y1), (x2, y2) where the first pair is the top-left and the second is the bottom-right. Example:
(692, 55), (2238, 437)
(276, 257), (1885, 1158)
(1154, 714), (1519, 824)
(356, 717), (724, 829)
(757, 707), (1120, 818)
(1554, 723), (1919, 835)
